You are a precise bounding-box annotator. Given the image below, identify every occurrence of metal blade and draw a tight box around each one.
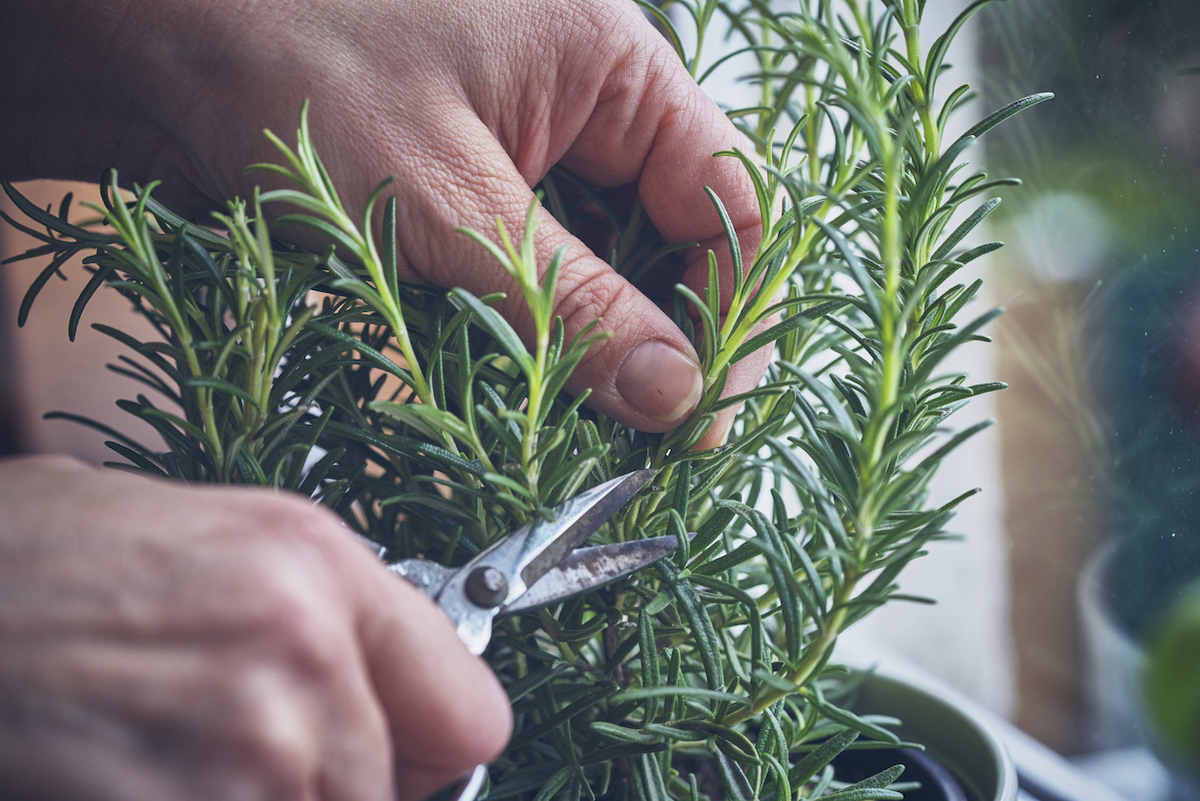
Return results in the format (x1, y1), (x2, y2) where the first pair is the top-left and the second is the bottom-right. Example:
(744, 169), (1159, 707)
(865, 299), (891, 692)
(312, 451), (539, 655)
(502, 534), (680, 615)
(517, 469), (656, 590)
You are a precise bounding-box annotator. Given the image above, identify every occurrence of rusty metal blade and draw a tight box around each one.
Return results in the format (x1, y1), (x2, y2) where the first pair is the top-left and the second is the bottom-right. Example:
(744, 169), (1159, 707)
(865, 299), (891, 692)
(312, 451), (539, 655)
(517, 469), (656, 589)
(501, 534), (680, 615)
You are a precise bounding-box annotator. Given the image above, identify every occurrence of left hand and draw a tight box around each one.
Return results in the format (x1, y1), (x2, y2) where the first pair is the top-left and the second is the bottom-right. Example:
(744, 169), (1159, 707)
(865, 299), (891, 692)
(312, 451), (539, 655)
(1, 0), (767, 447)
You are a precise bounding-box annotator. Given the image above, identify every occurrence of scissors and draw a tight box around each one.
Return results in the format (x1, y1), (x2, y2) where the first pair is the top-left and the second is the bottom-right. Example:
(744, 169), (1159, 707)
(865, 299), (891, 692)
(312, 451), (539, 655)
(377, 469), (678, 801)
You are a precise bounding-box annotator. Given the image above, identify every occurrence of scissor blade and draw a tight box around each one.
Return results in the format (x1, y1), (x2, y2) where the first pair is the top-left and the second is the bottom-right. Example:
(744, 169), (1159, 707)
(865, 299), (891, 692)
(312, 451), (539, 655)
(517, 469), (656, 590)
(503, 534), (680, 615)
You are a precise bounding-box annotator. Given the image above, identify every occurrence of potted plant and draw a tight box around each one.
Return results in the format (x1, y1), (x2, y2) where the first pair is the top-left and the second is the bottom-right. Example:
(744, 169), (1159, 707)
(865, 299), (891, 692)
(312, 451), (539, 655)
(2, 0), (1047, 798)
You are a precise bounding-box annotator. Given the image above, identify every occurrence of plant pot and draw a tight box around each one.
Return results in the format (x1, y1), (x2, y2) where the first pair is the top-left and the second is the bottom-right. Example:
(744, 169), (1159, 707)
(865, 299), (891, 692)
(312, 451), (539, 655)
(1078, 539), (1151, 750)
(842, 672), (1018, 801)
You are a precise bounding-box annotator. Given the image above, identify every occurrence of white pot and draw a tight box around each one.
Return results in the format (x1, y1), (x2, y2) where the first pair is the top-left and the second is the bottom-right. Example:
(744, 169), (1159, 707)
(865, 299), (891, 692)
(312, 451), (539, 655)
(1078, 539), (1151, 750)
(848, 671), (1019, 801)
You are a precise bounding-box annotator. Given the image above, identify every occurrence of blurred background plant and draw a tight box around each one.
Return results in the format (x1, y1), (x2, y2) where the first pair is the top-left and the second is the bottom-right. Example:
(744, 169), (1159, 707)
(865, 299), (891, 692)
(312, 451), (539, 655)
(2, 0), (1045, 798)
(976, 0), (1200, 773)
(1145, 579), (1200, 782)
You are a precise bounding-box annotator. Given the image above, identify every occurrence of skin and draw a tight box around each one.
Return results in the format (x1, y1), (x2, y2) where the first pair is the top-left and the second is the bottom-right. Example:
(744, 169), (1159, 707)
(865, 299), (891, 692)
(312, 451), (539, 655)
(3, 0), (764, 437)
(0, 0), (764, 797)
(0, 456), (511, 801)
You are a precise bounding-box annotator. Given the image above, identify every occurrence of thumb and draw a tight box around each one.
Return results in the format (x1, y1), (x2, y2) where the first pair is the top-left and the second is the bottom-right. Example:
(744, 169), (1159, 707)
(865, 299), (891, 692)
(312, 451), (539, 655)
(400, 121), (706, 432)
(512, 204), (707, 431)
(352, 554), (513, 801)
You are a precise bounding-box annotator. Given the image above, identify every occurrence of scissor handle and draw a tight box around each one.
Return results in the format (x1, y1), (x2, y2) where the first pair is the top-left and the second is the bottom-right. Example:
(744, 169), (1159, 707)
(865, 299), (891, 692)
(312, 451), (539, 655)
(445, 764), (488, 801)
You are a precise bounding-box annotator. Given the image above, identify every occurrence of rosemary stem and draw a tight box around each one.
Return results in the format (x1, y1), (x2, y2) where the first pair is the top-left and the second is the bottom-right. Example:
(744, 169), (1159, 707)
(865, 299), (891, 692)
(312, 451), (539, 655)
(723, 580), (856, 726)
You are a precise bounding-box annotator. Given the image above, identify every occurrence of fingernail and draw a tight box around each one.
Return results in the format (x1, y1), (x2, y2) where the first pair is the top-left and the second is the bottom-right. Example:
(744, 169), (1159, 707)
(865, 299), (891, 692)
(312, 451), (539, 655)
(616, 341), (703, 424)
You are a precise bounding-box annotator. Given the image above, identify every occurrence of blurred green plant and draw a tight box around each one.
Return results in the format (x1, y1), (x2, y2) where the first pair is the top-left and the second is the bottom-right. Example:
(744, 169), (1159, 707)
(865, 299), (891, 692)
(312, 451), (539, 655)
(1145, 581), (1200, 778)
(2, 0), (1046, 798)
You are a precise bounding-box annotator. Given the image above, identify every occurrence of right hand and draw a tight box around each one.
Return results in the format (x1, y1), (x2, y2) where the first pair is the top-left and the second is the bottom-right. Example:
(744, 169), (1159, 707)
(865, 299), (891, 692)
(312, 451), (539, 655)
(0, 455), (511, 801)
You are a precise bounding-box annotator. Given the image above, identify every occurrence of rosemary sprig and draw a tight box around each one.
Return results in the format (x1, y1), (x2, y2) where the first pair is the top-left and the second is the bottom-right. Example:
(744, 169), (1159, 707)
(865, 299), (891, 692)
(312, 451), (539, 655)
(2, 0), (1048, 797)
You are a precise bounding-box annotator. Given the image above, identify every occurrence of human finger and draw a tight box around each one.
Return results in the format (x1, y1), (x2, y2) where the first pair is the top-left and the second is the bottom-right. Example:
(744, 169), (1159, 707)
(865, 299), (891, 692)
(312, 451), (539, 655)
(386, 7), (762, 435)
(0, 458), (509, 801)
(553, 4), (766, 444)
(339, 532), (512, 801)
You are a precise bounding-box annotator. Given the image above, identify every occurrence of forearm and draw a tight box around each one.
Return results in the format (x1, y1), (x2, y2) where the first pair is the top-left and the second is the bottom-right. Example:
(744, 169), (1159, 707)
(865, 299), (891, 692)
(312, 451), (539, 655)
(0, 0), (272, 205)
(3, 0), (144, 181)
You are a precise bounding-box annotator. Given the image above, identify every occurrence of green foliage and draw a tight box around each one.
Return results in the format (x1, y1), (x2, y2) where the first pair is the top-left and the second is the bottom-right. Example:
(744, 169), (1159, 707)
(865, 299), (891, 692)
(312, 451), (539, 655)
(1145, 580), (1200, 774)
(1, 0), (1046, 798)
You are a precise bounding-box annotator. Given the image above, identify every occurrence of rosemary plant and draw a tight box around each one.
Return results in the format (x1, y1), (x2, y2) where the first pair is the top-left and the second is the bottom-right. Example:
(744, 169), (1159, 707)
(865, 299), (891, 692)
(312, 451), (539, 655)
(3, 0), (1047, 799)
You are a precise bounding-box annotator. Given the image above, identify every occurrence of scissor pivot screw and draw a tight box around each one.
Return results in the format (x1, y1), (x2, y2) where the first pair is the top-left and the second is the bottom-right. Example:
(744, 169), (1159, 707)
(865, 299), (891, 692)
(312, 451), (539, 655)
(466, 566), (509, 608)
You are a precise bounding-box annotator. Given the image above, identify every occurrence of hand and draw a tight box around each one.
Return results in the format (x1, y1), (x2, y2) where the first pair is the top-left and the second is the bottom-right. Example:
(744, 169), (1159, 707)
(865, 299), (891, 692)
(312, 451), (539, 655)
(1, 0), (765, 447)
(0, 456), (511, 801)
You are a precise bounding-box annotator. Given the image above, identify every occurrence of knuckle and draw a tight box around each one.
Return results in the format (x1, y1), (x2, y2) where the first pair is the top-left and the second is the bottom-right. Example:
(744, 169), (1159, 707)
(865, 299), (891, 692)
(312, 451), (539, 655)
(235, 492), (342, 552)
(226, 538), (348, 685)
(555, 263), (640, 374)
(211, 493), (359, 685)
(22, 453), (87, 472)
(563, 0), (636, 40)
(556, 259), (620, 331)
(220, 668), (316, 795)
(249, 570), (346, 685)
